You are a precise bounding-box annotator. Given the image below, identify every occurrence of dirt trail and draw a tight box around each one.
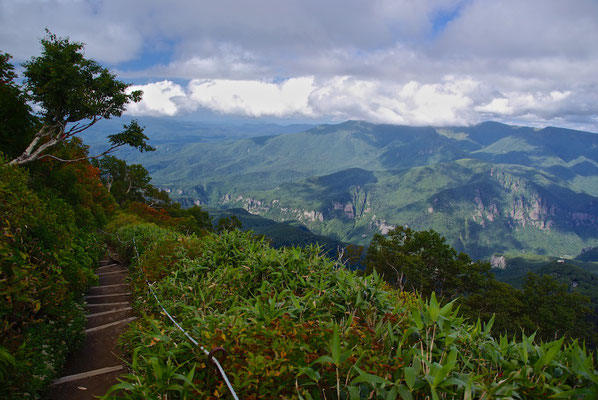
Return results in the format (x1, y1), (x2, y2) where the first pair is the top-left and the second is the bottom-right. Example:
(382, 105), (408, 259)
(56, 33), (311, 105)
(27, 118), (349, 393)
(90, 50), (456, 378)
(45, 252), (135, 400)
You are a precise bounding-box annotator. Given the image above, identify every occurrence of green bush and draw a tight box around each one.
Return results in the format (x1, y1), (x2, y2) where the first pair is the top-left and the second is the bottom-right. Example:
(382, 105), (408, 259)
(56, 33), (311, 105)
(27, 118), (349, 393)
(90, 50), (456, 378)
(105, 226), (598, 399)
(108, 221), (176, 262)
(0, 160), (104, 397)
(5, 300), (86, 398)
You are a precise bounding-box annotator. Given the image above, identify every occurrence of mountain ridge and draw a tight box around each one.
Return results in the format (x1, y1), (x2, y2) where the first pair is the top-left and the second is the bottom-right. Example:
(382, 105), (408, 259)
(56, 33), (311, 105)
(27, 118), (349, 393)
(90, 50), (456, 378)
(117, 120), (598, 259)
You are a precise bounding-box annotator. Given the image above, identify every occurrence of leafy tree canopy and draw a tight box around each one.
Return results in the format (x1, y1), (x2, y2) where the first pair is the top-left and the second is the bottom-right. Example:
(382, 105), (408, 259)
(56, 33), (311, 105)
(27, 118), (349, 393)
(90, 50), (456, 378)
(0, 53), (37, 159)
(365, 226), (492, 299)
(216, 215), (242, 233)
(522, 272), (594, 341)
(4, 31), (153, 165)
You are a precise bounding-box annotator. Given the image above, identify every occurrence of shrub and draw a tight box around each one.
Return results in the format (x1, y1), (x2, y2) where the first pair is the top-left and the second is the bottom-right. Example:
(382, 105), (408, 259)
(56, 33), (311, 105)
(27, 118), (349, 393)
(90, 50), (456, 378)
(0, 159), (104, 397)
(105, 226), (598, 399)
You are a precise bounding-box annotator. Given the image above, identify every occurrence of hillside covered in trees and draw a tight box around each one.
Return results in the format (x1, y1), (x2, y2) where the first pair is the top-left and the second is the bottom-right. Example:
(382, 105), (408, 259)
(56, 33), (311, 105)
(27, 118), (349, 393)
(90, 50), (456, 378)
(1, 33), (598, 399)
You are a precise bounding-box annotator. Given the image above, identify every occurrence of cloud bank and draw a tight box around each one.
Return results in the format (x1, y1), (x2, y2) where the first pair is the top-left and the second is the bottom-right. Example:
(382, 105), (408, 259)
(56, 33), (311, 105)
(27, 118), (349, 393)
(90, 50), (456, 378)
(127, 76), (596, 130)
(2, 0), (598, 130)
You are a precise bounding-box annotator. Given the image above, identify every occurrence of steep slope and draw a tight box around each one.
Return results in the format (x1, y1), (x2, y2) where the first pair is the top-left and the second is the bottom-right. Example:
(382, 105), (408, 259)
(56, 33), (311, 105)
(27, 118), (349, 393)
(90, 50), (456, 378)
(220, 160), (598, 258)
(118, 120), (598, 259)
(123, 120), (484, 200)
(206, 207), (346, 256)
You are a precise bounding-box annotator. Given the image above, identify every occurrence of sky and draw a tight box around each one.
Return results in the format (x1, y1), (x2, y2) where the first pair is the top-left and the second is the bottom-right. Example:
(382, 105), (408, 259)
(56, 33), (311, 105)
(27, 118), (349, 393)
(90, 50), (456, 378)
(2, 0), (598, 131)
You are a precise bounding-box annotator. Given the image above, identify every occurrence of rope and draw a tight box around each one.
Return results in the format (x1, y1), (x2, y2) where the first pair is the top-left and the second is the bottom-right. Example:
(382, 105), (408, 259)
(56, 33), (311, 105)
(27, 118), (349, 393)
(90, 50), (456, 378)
(103, 232), (240, 399)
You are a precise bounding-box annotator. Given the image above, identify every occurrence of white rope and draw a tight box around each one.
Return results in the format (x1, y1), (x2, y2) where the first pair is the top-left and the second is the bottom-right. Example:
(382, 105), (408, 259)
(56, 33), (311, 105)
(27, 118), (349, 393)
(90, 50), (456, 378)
(129, 236), (240, 400)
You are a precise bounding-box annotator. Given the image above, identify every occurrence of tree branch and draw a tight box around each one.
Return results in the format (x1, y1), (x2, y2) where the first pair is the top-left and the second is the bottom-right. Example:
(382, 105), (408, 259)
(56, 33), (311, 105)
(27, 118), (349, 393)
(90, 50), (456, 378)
(36, 145), (120, 164)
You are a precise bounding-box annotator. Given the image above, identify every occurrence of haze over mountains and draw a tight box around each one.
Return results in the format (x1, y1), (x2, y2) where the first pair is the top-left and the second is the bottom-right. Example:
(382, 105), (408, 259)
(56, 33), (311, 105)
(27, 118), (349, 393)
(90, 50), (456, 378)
(100, 119), (598, 260)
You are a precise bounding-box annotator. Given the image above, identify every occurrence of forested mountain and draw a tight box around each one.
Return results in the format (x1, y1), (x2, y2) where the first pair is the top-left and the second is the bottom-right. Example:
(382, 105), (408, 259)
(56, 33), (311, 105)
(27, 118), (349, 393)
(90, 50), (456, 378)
(81, 116), (315, 147)
(118, 120), (598, 259)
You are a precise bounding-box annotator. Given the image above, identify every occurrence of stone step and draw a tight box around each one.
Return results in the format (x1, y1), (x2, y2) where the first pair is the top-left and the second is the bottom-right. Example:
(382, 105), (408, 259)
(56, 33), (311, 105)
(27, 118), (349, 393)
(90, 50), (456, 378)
(48, 367), (126, 400)
(52, 365), (125, 385)
(86, 308), (135, 329)
(85, 317), (137, 334)
(97, 269), (127, 277)
(86, 301), (129, 309)
(87, 307), (133, 319)
(95, 265), (126, 274)
(85, 293), (131, 305)
(58, 322), (131, 377)
(88, 284), (129, 295)
(85, 303), (131, 314)
(96, 263), (121, 270)
(85, 292), (131, 299)
(98, 273), (127, 286)
(98, 259), (115, 267)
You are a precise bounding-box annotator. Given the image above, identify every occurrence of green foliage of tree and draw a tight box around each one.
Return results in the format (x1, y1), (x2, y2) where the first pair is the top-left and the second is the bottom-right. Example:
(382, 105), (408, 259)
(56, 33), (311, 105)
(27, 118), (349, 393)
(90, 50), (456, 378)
(523, 272), (595, 342)
(165, 204), (213, 235)
(215, 215), (242, 233)
(0, 157), (105, 396)
(366, 226), (492, 299)
(459, 279), (534, 335)
(4, 31), (153, 165)
(0, 53), (38, 161)
(341, 244), (365, 268)
(366, 226), (596, 344)
(93, 155), (150, 203)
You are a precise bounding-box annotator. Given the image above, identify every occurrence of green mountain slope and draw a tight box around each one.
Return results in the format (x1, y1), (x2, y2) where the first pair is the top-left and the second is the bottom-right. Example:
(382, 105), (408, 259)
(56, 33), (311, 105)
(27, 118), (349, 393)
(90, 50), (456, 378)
(218, 160), (598, 258)
(576, 246), (598, 262)
(206, 207), (346, 256)
(120, 120), (598, 259)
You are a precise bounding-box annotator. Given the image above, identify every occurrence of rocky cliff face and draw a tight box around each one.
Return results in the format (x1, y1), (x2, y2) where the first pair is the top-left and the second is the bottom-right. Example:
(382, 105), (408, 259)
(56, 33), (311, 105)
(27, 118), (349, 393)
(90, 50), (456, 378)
(215, 163), (598, 259)
(493, 170), (557, 230)
(490, 255), (507, 269)
(222, 194), (325, 223)
(477, 169), (598, 232)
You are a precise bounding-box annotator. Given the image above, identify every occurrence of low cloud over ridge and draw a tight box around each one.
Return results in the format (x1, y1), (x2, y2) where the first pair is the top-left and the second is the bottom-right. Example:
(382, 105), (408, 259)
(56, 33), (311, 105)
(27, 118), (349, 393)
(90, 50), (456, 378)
(126, 76), (595, 130)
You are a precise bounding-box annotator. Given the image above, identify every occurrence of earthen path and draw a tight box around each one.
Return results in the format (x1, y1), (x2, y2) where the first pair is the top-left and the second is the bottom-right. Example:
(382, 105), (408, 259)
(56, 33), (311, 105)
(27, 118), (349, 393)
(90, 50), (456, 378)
(45, 251), (135, 399)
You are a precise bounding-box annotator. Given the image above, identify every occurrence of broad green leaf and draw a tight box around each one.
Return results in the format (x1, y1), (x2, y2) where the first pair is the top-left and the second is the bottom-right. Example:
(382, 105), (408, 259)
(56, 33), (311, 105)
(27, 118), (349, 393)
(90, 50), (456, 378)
(313, 355), (334, 365)
(534, 337), (564, 372)
(150, 357), (162, 380)
(440, 377), (466, 388)
(348, 386), (361, 400)
(386, 385), (399, 400)
(299, 367), (321, 382)
(397, 384), (414, 400)
(332, 323), (341, 365)
(429, 292), (440, 323)
(404, 366), (416, 390)
(412, 310), (424, 330)
(351, 373), (391, 386)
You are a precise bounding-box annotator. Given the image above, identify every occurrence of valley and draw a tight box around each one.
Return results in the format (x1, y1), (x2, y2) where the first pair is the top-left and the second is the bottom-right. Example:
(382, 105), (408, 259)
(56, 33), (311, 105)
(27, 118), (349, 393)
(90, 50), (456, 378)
(116, 120), (598, 260)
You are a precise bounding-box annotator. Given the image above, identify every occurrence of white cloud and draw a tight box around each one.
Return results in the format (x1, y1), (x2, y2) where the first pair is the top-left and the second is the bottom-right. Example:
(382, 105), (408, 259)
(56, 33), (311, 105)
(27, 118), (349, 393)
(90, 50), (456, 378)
(475, 90), (578, 121)
(126, 78), (316, 118)
(309, 76), (478, 125)
(126, 76), (479, 125)
(475, 98), (513, 115)
(126, 81), (186, 116)
(186, 78), (316, 117)
(126, 75), (598, 131)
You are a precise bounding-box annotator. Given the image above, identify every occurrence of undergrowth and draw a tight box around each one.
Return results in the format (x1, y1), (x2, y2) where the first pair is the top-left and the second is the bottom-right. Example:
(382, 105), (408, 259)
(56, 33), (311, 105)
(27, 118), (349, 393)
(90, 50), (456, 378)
(105, 221), (598, 399)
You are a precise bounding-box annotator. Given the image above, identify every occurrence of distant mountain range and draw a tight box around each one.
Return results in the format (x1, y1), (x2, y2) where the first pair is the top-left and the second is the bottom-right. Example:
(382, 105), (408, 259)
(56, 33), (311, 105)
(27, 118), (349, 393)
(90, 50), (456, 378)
(113, 119), (598, 259)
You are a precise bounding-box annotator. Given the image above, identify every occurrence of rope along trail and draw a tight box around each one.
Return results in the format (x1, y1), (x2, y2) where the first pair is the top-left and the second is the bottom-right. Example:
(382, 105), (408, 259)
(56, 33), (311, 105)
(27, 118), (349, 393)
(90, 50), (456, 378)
(106, 230), (240, 399)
